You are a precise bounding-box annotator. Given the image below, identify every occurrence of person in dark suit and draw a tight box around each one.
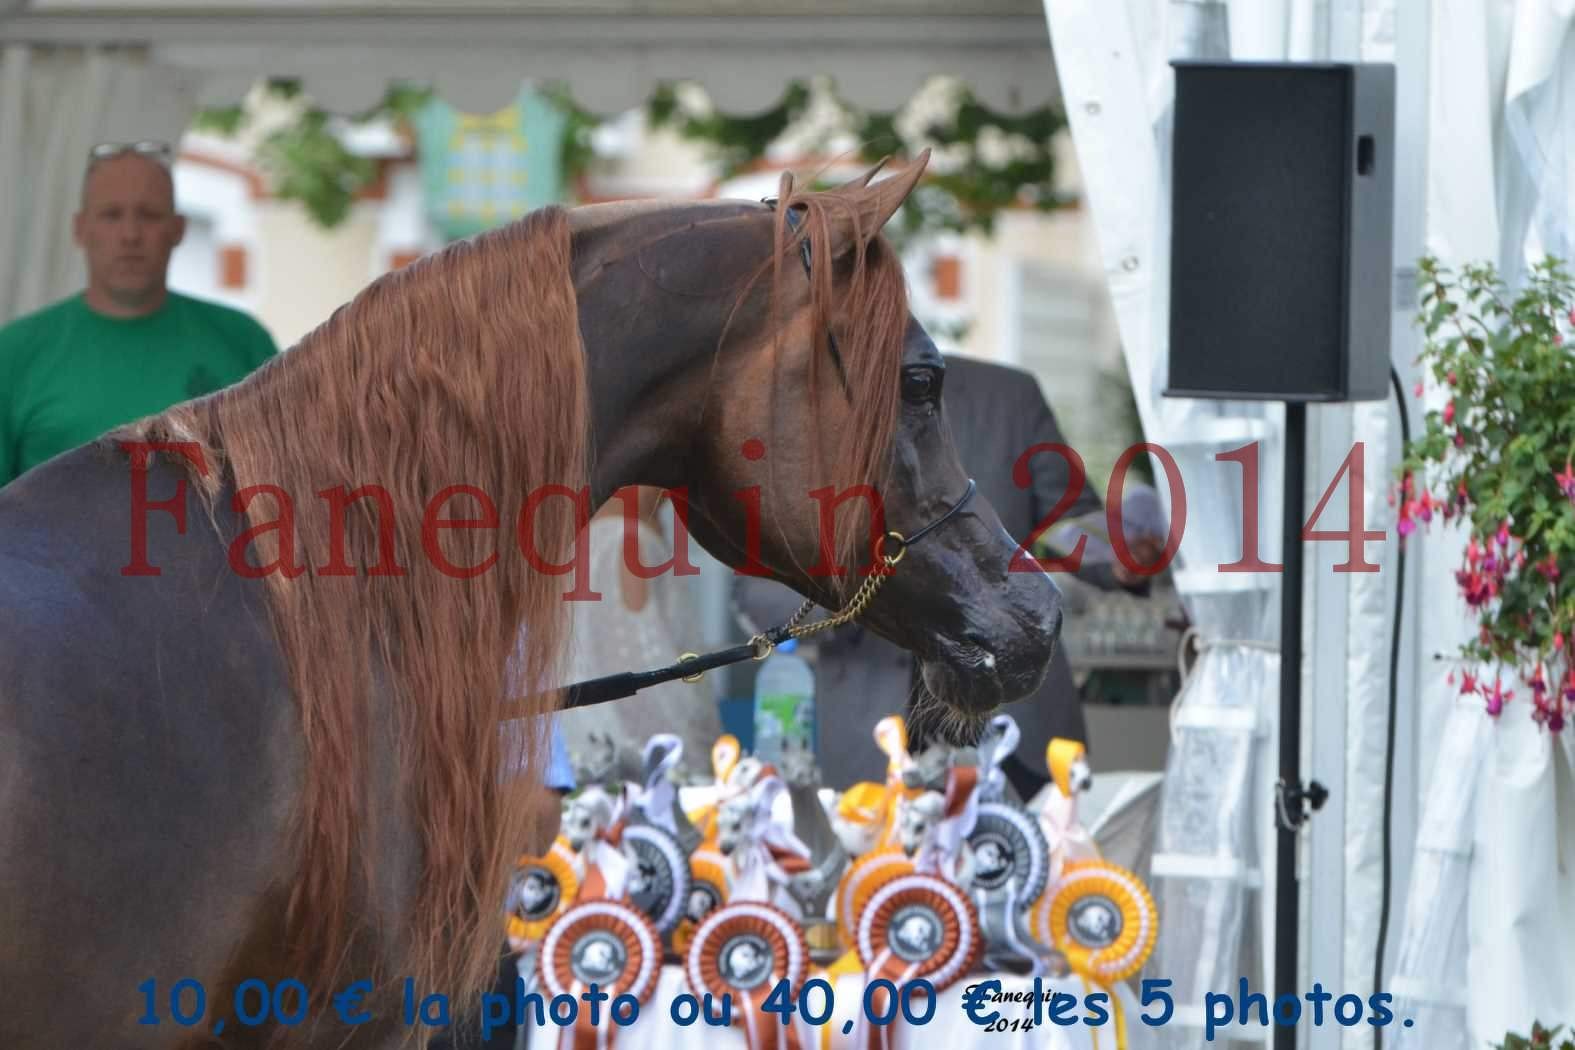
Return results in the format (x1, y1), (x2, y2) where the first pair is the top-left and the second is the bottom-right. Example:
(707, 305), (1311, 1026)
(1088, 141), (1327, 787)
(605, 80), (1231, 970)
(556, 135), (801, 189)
(732, 354), (1161, 799)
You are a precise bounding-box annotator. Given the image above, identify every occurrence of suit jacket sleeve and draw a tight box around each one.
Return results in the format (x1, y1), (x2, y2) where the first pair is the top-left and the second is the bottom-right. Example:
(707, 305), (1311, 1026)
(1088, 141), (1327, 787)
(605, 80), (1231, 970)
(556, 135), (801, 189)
(1019, 383), (1151, 597)
(1020, 382), (1103, 532)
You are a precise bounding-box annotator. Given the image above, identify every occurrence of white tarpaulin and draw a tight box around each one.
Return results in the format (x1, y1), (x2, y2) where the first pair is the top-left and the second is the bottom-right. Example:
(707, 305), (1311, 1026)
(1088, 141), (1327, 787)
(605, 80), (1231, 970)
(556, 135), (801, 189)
(0, 1), (1059, 116)
(1044, 0), (1575, 1048)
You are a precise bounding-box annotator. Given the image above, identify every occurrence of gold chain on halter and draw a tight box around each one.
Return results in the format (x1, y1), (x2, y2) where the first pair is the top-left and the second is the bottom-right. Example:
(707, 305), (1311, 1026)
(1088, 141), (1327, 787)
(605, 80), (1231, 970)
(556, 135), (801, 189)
(746, 529), (908, 660)
(675, 530), (909, 683)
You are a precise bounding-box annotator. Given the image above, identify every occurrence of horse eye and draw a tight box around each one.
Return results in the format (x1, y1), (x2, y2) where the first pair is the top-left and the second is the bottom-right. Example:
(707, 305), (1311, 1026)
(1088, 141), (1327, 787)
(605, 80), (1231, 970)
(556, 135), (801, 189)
(902, 367), (942, 404)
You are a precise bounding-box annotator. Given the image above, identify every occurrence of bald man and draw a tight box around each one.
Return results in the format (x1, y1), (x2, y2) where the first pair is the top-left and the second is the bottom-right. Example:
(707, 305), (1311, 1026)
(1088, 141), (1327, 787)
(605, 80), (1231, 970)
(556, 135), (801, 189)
(0, 142), (277, 487)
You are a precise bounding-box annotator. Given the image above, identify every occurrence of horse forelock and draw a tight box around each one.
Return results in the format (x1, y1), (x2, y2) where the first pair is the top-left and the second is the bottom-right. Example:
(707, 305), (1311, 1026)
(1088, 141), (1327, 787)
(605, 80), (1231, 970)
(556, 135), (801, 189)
(764, 173), (909, 596)
(119, 207), (590, 1032)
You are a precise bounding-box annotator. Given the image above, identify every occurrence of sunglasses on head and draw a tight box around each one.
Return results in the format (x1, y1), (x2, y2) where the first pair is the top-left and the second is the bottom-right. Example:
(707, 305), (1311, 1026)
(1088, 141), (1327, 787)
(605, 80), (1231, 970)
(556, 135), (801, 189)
(88, 141), (174, 167)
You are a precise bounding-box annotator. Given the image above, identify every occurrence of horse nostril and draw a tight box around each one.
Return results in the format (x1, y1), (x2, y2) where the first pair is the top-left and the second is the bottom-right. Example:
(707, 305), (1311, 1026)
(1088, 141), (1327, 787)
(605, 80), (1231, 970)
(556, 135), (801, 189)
(961, 631), (998, 671)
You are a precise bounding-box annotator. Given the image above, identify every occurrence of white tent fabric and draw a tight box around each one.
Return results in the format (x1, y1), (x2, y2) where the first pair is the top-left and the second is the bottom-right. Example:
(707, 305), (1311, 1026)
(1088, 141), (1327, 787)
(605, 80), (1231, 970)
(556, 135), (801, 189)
(1046, 1), (1575, 1049)
(1388, 2), (1575, 1046)
(0, 3), (1058, 116)
(0, 45), (197, 321)
(1040, 2), (1287, 1040)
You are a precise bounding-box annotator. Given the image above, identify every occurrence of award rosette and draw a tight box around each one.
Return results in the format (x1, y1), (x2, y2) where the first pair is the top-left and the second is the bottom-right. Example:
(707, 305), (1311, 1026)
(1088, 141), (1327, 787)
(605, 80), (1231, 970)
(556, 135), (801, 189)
(834, 847), (914, 950)
(672, 845), (729, 956)
(1033, 858), (1158, 984)
(967, 800), (1052, 964)
(853, 872), (981, 1050)
(621, 822), (690, 935)
(684, 900), (810, 1050)
(509, 838), (581, 944)
(538, 898), (663, 1050)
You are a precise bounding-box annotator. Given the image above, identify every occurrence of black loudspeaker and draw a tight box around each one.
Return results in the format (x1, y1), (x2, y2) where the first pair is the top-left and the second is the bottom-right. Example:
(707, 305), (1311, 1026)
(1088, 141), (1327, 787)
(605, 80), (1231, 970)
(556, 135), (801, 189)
(1166, 61), (1395, 402)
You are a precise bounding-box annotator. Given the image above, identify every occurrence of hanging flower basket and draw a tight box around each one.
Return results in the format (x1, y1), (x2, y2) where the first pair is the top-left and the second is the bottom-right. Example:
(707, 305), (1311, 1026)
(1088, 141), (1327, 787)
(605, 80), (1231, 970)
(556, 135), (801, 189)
(1396, 255), (1575, 731)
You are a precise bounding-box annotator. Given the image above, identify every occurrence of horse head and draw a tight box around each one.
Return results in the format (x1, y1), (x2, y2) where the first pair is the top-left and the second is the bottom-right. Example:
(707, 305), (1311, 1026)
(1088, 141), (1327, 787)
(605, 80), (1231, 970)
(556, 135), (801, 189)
(572, 150), (1063, 743)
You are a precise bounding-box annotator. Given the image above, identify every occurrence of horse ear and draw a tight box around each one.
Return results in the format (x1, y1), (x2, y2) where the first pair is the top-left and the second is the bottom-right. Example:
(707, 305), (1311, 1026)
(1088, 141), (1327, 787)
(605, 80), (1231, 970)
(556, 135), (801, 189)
(824, 148), (930, 259)
(831, 156), (889, 191)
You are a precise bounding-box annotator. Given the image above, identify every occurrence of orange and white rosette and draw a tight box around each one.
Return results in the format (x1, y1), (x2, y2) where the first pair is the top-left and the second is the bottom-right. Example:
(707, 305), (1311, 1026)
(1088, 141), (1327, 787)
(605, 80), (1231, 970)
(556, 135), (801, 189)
(507, 838), (581, 948)
(538, 898), (663, 1050)
(672, 845), (729, 956)
(853, 872), (981, 1050)
(686, 735), (743, 841)
(684, 900), (810, 1050)
(834, 847), (913, 951)
(1034, 858), (1158, 985)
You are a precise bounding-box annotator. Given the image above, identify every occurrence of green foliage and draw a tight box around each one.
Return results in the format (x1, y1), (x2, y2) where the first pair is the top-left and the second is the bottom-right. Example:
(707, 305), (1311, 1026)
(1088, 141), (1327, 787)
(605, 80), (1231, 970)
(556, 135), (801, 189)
(190, 104), (245, 136)
(853, 84), (1066, 241)
(191, 78), (426, 230)
(192, 76), (1066, 241)
(1492, 1022), (1575, 1050)
(541, 85), (603, 186)
(1396, 255), (1575, 729)
(648, 81), (813, 176)
(191, 79), (599, 230)
(254, 108), (378, 229)
(646, 77), (1066, 243)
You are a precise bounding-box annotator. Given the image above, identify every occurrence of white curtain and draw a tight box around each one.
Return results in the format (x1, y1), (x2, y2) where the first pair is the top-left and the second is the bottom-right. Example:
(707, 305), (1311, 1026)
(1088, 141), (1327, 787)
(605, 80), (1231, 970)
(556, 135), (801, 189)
(1040, 2), (1284, 1040)
(1044, 0), (1575, 1047)
(1387, 3), (1575, 1047)
(0, 45), (199, 324)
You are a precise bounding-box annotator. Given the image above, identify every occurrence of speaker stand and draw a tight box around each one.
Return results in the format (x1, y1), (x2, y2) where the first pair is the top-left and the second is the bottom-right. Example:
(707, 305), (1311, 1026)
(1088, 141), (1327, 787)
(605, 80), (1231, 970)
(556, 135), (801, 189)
(1274, 401), (1328, 1050)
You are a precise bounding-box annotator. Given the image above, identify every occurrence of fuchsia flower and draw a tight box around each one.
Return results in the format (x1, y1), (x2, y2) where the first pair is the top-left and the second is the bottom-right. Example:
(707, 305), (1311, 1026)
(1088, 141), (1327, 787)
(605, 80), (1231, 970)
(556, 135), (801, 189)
(1413, 382), (1424, 397)
(1555, 631), (1566, 651)
(1460, 671), (1479, 695)
(1485, 678), (1511, 716)
(1536, 554), (1561, 582)
(1443, 401), (1456, 424)
(1556, 460), (1575, 504)
(1498, 521), (1512, 548)
(1455, 432), (1466, 448)
(1447, 371), (1457, 385)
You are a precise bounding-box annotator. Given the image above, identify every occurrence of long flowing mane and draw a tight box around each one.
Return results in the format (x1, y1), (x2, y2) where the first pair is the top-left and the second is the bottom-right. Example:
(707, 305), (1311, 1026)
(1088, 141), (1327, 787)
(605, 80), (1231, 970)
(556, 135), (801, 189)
(760, 170), (910, 588)
(106, 171), (910, 1037)
(117, 207), (588, 1028)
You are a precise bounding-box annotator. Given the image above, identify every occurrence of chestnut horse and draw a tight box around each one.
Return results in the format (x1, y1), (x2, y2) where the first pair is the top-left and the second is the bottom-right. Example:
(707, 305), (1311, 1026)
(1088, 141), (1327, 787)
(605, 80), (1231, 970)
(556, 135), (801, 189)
(0, 152), (1063, 1049)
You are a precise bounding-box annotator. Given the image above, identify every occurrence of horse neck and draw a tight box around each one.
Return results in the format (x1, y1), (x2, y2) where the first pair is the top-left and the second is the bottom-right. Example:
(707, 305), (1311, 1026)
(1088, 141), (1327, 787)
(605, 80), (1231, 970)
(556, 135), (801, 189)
(569, 207), (760, 507)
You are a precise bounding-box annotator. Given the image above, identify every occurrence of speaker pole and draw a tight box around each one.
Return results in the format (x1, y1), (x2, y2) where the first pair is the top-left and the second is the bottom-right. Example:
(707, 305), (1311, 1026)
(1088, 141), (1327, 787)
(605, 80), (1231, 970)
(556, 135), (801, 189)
(1274, 401), (1325, 1050)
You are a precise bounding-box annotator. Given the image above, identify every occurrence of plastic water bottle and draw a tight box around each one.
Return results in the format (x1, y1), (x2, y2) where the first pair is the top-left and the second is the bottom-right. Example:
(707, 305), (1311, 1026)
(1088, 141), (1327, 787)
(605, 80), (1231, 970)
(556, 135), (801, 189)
(753, 639), (815, 766)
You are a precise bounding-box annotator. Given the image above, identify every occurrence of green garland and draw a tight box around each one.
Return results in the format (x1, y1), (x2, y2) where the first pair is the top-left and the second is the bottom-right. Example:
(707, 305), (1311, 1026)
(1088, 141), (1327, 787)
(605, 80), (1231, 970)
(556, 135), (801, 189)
(647, 77), (1067, 241)
(191, 79), (598, 230)
(193, 77), (1066, 242)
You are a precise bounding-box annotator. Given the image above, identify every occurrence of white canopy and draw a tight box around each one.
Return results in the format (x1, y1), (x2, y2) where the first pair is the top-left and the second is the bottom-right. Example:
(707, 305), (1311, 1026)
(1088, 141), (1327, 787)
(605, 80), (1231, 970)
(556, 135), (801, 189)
(0, 0), (1059, 115)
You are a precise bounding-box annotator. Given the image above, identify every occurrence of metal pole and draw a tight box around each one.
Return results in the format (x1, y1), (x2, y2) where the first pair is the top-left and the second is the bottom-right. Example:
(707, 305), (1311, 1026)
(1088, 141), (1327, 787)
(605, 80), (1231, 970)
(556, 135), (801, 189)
(1275, 400), (1307, 1050)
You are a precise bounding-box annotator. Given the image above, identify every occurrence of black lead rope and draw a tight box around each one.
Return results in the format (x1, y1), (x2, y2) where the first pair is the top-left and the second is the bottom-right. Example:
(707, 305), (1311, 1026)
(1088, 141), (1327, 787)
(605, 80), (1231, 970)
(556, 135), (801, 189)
(556, 477), (977, 713)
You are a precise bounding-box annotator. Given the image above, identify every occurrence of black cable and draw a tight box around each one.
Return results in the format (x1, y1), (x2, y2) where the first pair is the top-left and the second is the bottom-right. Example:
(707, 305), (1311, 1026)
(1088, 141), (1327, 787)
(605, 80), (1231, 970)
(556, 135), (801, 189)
(1374, 366), (1410, 1050)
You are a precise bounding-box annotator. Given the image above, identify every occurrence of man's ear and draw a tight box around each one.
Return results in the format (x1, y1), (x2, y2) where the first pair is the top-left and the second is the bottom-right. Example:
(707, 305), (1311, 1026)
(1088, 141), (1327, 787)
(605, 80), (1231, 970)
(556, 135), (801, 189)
(72, 210), (86, 249)
(171, 214), (187, 247)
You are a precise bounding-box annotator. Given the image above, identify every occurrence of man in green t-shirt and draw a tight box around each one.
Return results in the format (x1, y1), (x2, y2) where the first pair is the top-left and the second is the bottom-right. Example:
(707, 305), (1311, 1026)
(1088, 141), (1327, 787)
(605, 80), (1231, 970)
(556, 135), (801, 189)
(0, 141), (278, 488)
